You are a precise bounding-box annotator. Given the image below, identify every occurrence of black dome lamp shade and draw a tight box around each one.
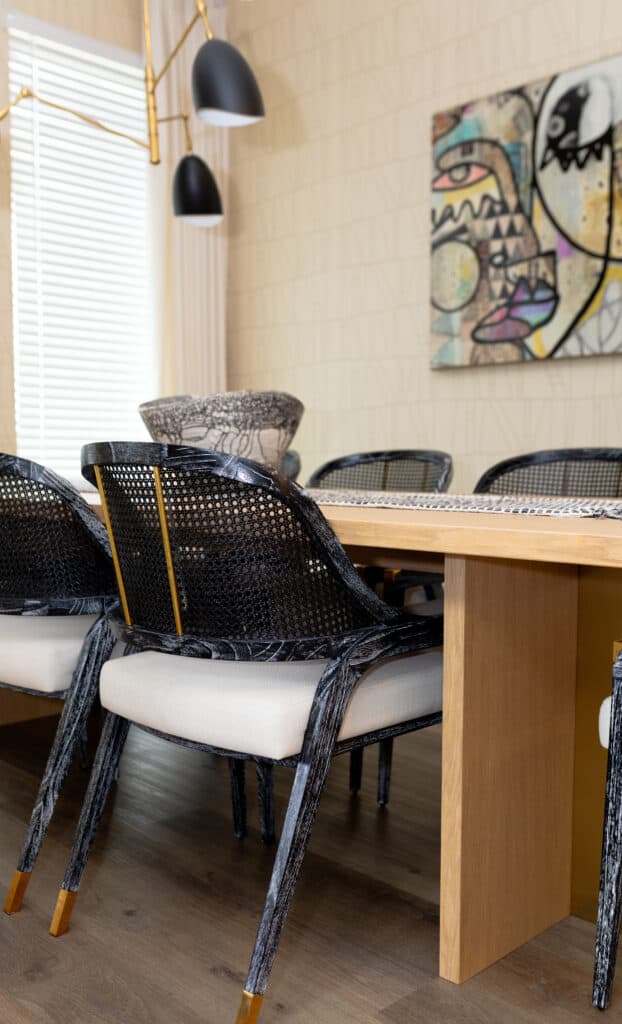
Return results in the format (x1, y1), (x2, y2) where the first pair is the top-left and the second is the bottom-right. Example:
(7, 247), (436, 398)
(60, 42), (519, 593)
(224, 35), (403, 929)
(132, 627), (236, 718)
(192, 38), (264, 127)
(173, 154), (223, 227)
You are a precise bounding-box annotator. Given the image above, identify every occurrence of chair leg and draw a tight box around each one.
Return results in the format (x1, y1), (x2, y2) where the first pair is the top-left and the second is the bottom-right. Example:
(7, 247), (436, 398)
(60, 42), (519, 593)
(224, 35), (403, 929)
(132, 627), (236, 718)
(236, 755), (333, 1024)
(349, 746), (363, 794)
(594, 664), (622, 1008)
(49, 711), (130, 936)
(256, 762), (275, 845)
(4, 615), (114, 915)
(235, 644), (379, 1024)
(229, 758), (247, 839)
(377, 738), (393, 806)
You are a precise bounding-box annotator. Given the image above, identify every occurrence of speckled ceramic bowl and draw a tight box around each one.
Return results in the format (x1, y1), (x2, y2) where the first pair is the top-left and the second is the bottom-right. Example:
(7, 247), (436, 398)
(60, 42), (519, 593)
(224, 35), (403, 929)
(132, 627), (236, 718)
(139, 391), (304, 468)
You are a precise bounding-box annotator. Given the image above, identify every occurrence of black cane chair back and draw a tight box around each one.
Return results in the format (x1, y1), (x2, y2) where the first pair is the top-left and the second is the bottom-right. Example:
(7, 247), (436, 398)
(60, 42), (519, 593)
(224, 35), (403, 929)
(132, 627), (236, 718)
(474, 448), (622, 497)
(82, 443), (398, 651)
(0, 453), (115, 610)
(307, 449), (453, 492)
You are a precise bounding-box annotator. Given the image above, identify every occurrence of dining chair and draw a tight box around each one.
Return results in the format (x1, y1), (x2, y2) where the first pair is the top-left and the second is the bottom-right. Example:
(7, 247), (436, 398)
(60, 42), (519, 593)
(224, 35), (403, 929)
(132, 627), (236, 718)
(48, 442), (443, 1024)
(308, 448), (451, 805)
(475, 448), (622, 497)
(594, 652), (622, 1009)
(307, 448), (453, 492)
(0, 452), (117, 915)
(142, 396), (303, 836)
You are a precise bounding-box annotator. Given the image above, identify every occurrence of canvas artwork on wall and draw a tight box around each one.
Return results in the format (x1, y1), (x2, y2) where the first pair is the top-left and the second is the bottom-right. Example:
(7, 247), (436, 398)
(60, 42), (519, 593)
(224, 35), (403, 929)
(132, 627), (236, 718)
(431, 53), (622, 368)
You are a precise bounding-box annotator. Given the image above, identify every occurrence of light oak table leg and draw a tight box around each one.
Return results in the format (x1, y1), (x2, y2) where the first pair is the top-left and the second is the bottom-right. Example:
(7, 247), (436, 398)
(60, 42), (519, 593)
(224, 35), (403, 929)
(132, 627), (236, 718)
(440, 555), (578, 983)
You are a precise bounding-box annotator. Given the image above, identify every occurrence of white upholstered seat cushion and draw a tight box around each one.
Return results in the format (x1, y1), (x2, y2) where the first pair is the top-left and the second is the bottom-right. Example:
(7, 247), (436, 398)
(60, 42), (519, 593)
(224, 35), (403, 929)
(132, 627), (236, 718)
(0, 614), (98, 694)
(600, 697), (612, 749)
(100, 649), (443, 760)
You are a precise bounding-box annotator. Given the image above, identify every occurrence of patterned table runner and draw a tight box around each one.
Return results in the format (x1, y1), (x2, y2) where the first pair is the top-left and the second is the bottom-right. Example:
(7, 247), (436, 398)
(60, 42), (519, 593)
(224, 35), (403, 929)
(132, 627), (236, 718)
(308, 488), (622, 520)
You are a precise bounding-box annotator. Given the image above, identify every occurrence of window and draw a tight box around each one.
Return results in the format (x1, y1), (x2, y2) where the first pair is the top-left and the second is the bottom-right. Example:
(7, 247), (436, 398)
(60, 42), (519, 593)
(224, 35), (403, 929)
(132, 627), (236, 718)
(9, 18), (155, 485)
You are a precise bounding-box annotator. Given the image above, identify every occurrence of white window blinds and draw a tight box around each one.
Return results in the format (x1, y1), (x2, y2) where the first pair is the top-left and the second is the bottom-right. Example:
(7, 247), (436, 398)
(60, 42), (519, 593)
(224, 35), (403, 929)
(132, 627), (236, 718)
(9, 21), (155, 485)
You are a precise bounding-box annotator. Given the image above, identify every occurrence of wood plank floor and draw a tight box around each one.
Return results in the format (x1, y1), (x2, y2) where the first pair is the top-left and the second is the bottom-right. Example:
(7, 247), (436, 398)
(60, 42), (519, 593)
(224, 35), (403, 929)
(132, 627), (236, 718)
(0, 716), (616, 1023)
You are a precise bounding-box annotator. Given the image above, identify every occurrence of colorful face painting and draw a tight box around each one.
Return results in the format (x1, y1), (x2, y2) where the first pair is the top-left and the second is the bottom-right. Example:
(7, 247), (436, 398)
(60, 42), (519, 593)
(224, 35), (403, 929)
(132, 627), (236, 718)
(430, 54), (622, 368)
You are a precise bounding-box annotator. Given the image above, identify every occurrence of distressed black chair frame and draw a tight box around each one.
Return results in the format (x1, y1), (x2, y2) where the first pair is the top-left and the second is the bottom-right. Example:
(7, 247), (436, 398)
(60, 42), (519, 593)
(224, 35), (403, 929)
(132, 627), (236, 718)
(0, 453), (117, 915)
(50, 442), (443, 1024)
(475, 448), (622, 497)
(594, 651), (622, 1009)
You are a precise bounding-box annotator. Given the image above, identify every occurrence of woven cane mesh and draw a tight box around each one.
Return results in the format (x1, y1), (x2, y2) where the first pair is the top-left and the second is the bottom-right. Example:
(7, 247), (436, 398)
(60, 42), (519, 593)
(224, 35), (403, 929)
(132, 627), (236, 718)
(97, 464), (176, 633)
(162, 469), (375, 638)
(99, 462), (376, 640)
(0, 469), (114, 600)
(311, 453), (449, 492)
(478, 457), (622, 497)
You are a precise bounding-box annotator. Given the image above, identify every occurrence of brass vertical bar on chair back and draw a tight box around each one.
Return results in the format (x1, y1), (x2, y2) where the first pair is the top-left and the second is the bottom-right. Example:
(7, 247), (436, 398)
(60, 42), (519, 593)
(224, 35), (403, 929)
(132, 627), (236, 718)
(152, 467), (184, 637)
(93, 465), (133, 626)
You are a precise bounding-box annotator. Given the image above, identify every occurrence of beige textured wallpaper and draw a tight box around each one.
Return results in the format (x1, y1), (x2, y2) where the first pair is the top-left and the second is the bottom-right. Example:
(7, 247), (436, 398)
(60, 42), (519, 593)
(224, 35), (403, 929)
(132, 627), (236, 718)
(227, 0), (622, 491)
(0, 0), (142, 454)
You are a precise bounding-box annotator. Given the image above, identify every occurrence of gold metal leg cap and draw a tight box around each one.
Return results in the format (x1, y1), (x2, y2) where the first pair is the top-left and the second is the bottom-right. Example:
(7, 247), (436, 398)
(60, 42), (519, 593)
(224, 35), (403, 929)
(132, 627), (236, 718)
(235, 991), (263, 1024)
(49, 889), (77, 937)
(3, 870), (31, 914)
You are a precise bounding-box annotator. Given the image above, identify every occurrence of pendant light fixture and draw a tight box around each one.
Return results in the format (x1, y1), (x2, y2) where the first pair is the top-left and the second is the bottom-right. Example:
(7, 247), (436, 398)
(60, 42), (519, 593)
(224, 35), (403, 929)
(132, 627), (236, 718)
(192, 38), (265, 127)
(168, 113), (223, 227)
(0, 0), (264, 228)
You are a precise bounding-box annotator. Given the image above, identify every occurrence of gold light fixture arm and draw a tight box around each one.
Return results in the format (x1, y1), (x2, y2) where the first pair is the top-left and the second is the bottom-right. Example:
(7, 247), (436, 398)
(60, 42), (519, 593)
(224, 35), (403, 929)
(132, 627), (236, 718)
(143, 0), (160, 164)
(195, 0), (214, 40)
(0, 86), (149, 151)
(0, 85), (31, 121)
(158, 113), (193, 155)
(151, 0), (213, 89)
(153, 12), (201, 88)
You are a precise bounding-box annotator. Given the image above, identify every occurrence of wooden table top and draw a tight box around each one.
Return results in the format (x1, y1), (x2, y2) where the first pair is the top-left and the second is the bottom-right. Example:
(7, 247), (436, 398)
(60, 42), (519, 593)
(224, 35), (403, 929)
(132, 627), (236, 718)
(319, 503), (622, 568)
(82, 490), (622, 570)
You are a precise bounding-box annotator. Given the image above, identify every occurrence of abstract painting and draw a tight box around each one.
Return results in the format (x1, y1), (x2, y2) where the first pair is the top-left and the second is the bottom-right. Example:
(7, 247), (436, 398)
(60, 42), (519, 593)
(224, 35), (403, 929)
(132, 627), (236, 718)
(431, 54), (622, 368)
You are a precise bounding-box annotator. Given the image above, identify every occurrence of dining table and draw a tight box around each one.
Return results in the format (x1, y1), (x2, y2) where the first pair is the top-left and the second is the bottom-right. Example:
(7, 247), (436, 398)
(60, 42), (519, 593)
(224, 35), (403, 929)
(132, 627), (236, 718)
(8, 484), (622, 986)
(306, 487), (622, 985)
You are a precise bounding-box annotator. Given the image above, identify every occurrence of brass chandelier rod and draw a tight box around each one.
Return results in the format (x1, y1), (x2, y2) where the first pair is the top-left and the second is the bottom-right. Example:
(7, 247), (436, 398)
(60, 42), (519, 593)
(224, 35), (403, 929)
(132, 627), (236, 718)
(0, 86), (149, 151)
(153, 12), (200, 89)
(158, 113), (193, 155)
(153, 8), (213, 88)
(142, 0), (160, 164)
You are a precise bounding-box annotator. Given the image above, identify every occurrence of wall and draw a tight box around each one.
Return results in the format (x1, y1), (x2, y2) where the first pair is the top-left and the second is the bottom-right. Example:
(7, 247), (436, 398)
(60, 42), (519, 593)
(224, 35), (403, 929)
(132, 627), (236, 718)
(226, 0), (622, 491)
(0, 0), (143, 454)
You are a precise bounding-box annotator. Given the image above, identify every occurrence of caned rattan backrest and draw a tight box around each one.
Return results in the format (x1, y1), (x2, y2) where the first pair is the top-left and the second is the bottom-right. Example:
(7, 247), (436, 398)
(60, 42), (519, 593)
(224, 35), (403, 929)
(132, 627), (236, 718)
(307, 450), (453, 492)
(474, 449), (622, 497)
(82, 442), (395, 646)
(0, 453), (115, 611)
